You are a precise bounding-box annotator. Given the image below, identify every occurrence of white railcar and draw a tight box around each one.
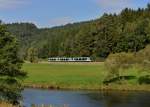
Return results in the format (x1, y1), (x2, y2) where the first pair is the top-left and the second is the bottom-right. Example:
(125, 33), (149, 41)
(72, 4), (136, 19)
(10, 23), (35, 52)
(48, 57), (92, 62)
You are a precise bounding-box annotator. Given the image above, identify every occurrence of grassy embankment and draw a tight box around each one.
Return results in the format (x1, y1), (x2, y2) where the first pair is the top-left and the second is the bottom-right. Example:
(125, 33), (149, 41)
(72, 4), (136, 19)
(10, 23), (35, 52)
(23, 62), (150, 91)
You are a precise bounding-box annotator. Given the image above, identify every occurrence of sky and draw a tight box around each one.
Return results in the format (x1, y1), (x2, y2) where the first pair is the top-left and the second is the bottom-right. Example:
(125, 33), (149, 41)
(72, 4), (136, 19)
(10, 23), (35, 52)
(0, 0), (149, 28)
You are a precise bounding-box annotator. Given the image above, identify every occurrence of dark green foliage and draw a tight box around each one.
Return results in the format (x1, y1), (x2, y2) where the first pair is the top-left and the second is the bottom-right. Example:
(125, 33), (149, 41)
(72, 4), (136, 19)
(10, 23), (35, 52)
(138, 75), (150, 84)
(0, 24), (26, 104)
(5, 4), (150, 60)
(6, 23), (38, 59)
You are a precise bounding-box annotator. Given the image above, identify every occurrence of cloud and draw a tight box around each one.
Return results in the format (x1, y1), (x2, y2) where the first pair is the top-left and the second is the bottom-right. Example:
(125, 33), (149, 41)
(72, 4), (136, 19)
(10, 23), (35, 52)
(0, 0), (28, 9)
(49, 17), (74, 27)
(94, 0), (134, 13)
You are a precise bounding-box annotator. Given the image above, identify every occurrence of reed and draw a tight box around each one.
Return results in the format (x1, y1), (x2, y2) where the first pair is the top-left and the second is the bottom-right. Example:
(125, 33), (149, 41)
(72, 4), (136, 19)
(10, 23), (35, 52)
(0, 102), (16, 107)
(31, 104), (69, 107)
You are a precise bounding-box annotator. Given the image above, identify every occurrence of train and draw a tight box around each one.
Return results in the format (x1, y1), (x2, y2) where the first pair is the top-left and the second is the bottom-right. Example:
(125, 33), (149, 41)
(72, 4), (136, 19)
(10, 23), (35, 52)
(48, 57), (92, 62)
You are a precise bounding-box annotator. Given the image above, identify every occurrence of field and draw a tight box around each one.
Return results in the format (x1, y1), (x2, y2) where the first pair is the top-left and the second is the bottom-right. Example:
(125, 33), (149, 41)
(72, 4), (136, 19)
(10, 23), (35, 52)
(23, 62), (150, 91)
(23, 62), (106, 89)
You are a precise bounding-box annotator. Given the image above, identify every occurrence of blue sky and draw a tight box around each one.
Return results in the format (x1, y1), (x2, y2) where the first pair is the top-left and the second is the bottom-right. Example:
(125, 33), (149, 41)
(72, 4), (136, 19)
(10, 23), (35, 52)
(0, 0), (149, 28)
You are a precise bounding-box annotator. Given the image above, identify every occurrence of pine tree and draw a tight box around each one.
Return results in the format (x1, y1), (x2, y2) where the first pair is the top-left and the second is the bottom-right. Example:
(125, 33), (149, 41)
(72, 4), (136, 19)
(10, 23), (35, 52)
(0, 24), (26, 104)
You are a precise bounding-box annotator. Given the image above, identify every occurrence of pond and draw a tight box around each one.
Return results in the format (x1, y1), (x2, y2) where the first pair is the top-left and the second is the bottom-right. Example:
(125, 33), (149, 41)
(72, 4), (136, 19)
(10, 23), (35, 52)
(23, 88), (150, 107)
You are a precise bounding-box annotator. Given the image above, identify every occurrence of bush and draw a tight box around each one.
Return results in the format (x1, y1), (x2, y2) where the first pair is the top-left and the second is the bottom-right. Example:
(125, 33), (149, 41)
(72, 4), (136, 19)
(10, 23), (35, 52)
(104, 45), (150, 85)
(138, 75), (150, 84)
(104, 52), (135, 84)
(136, 45), (150, 69)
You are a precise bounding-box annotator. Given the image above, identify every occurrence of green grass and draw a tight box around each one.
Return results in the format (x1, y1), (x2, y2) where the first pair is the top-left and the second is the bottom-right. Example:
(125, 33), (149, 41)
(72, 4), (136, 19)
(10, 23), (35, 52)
(22, 63), (150, 91)
(23, 63), (107, 89)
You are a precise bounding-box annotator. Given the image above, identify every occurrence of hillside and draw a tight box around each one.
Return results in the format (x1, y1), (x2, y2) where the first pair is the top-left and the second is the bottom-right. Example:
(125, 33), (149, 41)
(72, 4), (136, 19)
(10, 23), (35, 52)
(5, 4), (150, 60)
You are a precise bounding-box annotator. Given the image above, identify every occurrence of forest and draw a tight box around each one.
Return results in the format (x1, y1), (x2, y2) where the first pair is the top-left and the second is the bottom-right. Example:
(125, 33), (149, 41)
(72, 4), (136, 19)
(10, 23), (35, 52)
(5, 4), (150, 61)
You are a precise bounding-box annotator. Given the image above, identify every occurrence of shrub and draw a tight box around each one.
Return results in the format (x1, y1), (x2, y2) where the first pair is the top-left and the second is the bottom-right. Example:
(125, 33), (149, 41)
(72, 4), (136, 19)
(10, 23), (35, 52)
(104, 52), (135, 84)
(136, 45), (150, 69)
(104, 45), (150, 85)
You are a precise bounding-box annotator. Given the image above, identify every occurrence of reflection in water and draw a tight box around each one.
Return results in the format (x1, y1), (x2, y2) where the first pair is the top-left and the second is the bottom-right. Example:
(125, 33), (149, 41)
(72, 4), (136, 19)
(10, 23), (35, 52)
(22, 88), (150, 107)
(85, 91), (150, 107)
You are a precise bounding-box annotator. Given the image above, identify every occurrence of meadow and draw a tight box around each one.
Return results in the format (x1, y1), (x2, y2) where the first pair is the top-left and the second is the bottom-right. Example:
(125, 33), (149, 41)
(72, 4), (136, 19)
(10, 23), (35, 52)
(23, 62), (106, 90)
(23, 62), (150, 91)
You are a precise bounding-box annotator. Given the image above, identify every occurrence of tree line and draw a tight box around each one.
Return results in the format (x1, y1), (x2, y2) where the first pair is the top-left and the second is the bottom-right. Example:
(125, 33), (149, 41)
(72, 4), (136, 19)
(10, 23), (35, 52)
(5, 4), (150, 61)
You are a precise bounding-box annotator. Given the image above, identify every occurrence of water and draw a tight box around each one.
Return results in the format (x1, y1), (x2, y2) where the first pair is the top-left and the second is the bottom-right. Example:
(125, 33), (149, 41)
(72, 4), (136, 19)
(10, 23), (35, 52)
(23, 88), (150, 107)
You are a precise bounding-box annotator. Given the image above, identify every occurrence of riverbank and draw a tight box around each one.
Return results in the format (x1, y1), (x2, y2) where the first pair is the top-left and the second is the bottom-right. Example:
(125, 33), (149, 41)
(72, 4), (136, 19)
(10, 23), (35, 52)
(23, 63), (150, 92)
(0, 102), (16, 107)
(24, 83), (150, 92)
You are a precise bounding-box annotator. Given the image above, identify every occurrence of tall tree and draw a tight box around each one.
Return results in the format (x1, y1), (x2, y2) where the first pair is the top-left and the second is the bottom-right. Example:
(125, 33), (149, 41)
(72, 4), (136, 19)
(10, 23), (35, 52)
(27, 47), (38, 63)
(0, 24), (26, 104)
